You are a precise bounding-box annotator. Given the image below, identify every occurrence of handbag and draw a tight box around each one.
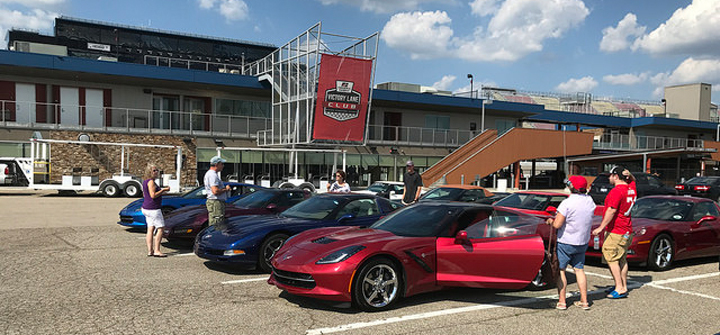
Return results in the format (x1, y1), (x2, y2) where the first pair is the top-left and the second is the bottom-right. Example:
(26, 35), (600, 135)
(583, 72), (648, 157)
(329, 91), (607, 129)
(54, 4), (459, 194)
(540, 226), (560, 287)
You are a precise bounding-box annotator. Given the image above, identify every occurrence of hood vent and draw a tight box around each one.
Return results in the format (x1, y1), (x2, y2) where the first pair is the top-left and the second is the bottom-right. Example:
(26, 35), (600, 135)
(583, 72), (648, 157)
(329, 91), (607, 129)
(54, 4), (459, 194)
(312, 236), (337, 244)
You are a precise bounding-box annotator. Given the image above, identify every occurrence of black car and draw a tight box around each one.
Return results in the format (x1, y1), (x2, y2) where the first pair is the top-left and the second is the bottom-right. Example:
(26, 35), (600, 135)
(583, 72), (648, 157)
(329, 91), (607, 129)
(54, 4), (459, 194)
(589, 172), (677, 204)
(674, 176), (720, 201)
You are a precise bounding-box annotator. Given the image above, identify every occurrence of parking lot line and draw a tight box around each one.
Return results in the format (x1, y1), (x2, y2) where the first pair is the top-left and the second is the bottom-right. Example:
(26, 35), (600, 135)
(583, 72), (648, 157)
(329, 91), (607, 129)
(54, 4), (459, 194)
(221, 277), (269, 285)
(305, 271), (719, 335)
(174, 252), (196, 257)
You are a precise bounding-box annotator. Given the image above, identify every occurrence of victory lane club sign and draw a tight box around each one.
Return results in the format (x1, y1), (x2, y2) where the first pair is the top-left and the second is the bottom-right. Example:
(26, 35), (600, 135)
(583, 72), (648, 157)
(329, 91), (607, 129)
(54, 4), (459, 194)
(312, 54), (373, 142)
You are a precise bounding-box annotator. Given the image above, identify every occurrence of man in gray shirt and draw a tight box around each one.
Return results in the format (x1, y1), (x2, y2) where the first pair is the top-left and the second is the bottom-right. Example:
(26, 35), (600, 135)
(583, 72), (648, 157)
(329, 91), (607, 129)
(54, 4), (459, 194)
(204, 156), (231, 226)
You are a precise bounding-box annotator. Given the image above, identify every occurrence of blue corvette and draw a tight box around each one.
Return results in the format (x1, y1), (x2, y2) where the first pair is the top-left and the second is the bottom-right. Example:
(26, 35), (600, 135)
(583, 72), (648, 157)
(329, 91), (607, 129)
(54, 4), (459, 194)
(117, 182), (263, 228)
(194, 193), (403, 272)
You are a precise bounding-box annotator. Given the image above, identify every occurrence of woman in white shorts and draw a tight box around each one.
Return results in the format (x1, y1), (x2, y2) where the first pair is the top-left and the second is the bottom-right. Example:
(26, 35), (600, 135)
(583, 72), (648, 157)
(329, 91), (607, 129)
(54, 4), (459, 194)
(141, 164), (170, 257)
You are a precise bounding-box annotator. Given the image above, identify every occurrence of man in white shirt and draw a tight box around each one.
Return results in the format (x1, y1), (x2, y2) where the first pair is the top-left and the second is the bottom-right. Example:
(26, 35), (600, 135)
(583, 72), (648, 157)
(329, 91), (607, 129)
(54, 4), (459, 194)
(204, 156), (231, 226)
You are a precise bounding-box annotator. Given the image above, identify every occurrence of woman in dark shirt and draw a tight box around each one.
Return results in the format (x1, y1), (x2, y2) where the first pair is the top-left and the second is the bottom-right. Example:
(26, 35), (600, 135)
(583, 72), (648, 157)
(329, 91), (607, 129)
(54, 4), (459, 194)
(142, 164), (170, 257)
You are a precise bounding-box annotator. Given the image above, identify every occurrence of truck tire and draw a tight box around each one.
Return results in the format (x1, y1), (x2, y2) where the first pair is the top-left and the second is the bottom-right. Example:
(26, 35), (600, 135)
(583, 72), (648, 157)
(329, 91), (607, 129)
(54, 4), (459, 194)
(278, 182), (296, 189)
(123, 182), (142, 198)
(102, 182), (121, 197)
(298, 182), (316, 193)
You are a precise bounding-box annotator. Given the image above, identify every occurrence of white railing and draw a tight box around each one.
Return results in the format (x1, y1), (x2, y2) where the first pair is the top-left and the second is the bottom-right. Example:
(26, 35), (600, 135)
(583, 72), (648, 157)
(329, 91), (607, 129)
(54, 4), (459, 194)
(365, 125), (473, 147)
(143, 55), (245, 74)
(594, 133), (703, 151)
(0, 100), (270, 138)
(0, 100), (471, 147)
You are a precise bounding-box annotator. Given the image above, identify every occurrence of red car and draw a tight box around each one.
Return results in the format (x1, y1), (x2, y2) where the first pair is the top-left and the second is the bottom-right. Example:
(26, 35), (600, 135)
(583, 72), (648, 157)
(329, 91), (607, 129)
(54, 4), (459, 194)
(162, 189), (311, 243)
(586, 195), (720, 270)
(268, 202), (547, 311)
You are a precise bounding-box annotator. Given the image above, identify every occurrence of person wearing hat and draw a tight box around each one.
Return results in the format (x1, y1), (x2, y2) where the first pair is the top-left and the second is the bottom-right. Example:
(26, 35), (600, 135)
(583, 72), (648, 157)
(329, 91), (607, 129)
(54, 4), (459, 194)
(547, 176), (595, 310)
(204, 156), (231, 226)
(592, 165), (637, 299)
(402, 160), (423, 205)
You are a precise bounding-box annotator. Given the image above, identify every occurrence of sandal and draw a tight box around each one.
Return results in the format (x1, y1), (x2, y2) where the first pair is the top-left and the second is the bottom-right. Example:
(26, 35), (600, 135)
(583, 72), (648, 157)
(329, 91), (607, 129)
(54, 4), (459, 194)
(153, 253), (167, 258)
(573, 301), (591, 310)
(555, 302), (567, 310)
(606, 290), (627, 299)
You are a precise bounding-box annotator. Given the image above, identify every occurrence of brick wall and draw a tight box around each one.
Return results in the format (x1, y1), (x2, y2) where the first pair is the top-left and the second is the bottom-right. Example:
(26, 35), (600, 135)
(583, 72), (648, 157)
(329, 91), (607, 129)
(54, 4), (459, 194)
(48, 131), (197, 186)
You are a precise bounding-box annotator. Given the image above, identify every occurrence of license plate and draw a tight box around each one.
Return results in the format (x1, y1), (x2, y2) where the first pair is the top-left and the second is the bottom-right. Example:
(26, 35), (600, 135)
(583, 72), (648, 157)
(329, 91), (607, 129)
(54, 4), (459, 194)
(600, 188), (607, 192)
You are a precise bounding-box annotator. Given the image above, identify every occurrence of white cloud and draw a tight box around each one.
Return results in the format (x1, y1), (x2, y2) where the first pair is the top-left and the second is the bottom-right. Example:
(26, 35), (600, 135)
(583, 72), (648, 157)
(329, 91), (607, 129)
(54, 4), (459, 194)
(198, 0), (216, 9)
(0, 7), (57, 46)
(381, 11), (453, 59)
(317, 0), (444, 14)
(432, 75), (456, 91)
(599, 13), (645, 53)
(0, 0), (63, 5)
(383, 0), (589, 62)
(603, 72), (650, 85)
(555, 76), (598, 93)
(649, 57), (720, 97)
(633, 0), (720, 56)
(469, 0), (501, 17)
(197, 0), (248, 21)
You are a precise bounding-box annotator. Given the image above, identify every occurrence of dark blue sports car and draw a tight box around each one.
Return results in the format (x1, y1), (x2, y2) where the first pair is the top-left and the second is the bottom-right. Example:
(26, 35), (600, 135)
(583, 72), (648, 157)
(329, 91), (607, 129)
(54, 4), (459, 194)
(117, 183), (263, 228)
(194, 193), (404, 272)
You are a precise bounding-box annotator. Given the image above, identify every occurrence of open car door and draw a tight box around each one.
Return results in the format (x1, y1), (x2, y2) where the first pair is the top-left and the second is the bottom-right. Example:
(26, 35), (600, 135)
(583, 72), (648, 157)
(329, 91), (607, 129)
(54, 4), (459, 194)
(436, 209), (545, 289)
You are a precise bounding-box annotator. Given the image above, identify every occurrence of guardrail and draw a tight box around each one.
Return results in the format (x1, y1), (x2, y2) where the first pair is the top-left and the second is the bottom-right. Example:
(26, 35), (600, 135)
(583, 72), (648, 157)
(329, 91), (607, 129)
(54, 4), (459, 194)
(593, 133), (703, 150)
(366, 125), (473, 147)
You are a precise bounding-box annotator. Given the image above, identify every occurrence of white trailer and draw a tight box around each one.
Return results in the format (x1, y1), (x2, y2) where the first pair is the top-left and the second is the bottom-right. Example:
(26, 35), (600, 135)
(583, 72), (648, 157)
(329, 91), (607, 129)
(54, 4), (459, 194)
(28, 138), (183, 197)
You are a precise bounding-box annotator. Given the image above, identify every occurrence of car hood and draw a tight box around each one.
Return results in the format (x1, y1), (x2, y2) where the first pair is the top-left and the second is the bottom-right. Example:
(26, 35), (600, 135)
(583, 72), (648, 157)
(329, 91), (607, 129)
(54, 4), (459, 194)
(292, 226), (397, 252)
(198, 215), (315, 245)
(164, 205), (207, 228)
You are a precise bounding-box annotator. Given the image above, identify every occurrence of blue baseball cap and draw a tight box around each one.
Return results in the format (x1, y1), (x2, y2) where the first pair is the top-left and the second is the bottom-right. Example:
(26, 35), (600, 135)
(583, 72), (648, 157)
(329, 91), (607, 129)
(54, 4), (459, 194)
(210, 156), (227, 165)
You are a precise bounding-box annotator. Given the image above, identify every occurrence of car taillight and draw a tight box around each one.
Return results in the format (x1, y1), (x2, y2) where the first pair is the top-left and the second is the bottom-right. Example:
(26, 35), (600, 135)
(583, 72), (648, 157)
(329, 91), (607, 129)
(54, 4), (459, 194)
(674, 185), (685, 190)
(3, 167), (7, 174)
(694, 185), (710, 192)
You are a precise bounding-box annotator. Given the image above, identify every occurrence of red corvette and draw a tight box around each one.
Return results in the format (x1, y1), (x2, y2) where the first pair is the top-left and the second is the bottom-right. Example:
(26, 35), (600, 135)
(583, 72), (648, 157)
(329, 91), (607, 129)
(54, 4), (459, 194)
(586, 195), (720, 270)
(268, 202), (548, 311)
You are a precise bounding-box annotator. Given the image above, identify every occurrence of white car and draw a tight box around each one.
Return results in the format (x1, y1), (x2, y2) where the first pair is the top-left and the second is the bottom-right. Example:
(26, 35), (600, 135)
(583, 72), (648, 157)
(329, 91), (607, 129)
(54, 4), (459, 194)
(355, 181), (405, 200)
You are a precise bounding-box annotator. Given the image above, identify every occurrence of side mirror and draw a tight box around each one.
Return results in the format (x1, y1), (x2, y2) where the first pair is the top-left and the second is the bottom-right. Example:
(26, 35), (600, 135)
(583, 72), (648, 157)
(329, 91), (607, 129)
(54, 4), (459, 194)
(338, 214), (355, 222)
(454, 230), (469, 244)
(546, 206), (557, 214)
(266, 203), (278, 212)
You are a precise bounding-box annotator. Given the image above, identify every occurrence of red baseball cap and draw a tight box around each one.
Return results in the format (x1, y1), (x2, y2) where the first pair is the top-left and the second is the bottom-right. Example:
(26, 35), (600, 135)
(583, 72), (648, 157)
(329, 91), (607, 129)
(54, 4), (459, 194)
(567, 176), (588, 191)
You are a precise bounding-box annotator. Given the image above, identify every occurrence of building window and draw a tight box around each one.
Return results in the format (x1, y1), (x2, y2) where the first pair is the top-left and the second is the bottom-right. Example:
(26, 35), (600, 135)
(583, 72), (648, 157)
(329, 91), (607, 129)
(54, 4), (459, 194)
(216, 99), (270, 118)
(425, 115), (450, 129)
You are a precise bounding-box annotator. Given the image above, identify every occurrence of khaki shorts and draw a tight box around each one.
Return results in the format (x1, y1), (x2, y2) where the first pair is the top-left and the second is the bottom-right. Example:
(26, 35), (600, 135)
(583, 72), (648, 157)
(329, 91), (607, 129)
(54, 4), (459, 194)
(206, 199), (226, 226)
(602, 232), (633, 263)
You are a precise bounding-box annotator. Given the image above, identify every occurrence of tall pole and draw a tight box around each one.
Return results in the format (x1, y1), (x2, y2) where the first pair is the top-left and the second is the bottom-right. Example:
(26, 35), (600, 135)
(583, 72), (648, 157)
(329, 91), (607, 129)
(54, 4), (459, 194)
(467, 74), (474, 99)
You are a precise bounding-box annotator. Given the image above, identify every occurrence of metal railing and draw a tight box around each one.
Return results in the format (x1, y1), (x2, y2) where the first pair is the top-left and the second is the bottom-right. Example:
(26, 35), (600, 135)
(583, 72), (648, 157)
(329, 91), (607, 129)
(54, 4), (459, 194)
(0, 100), (270, 138)
(143, 55), (246, 74)
(0, 100), (470, 147)
(593, 133), (703, 151)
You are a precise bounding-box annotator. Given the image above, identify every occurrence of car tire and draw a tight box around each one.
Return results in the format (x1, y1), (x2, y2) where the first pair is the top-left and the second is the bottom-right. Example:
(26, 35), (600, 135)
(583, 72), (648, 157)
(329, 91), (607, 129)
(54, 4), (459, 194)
(352, 257), (402, 311)
(258, 233), (289, 273)
(123, 182), (141, 198)
(648, 234), (674, 271)
(102, 182), (121, 197)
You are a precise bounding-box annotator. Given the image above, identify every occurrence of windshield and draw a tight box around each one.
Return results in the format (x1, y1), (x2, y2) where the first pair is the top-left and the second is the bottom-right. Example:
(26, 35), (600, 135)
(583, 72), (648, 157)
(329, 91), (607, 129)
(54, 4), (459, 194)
(232, 190), (276, 208)
(281, 197), (342, 220)
(181, 186), (207, 199)
(687, 176), (720, 184)
(370, 205), (459, 237)
(367, 183), (389, 193)
(632, 198), (694, 221)
(494, 193), (552, 211)
(421, 188), (465, 201)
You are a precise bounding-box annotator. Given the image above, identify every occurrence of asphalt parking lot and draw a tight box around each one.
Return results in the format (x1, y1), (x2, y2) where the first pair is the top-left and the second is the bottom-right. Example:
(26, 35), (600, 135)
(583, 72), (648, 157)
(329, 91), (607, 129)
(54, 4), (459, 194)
(1, 188), (719, 335)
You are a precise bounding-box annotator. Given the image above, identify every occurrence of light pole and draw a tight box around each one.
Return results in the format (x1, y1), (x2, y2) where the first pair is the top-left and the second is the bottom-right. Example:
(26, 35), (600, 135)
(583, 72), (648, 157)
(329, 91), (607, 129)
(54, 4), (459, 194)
(481, 99), (493, 132)
(467, 74), (473, 99)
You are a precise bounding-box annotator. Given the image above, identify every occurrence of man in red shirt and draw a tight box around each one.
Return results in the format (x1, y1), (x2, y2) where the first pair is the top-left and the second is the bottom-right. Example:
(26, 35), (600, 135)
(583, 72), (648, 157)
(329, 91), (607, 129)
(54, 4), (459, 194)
(592, 165), (636, 299)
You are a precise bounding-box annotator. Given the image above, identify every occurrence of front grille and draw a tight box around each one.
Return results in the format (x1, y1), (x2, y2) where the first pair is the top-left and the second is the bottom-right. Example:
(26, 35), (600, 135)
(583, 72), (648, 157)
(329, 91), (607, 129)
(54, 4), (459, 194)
(195, 244), (224, 256)
(272, 268), (316, 289)
(120, 216), (134, 224)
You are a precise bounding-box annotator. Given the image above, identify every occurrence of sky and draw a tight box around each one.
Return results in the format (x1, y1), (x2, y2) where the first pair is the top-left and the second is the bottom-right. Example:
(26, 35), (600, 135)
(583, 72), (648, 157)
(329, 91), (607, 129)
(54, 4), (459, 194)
(1, 0), (719, 103)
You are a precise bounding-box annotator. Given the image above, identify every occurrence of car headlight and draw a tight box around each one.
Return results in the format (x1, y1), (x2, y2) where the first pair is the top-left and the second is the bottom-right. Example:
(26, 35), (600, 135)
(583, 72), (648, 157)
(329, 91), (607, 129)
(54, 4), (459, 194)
(316, 245), (366, 264)
(223, 249), (246, 256)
